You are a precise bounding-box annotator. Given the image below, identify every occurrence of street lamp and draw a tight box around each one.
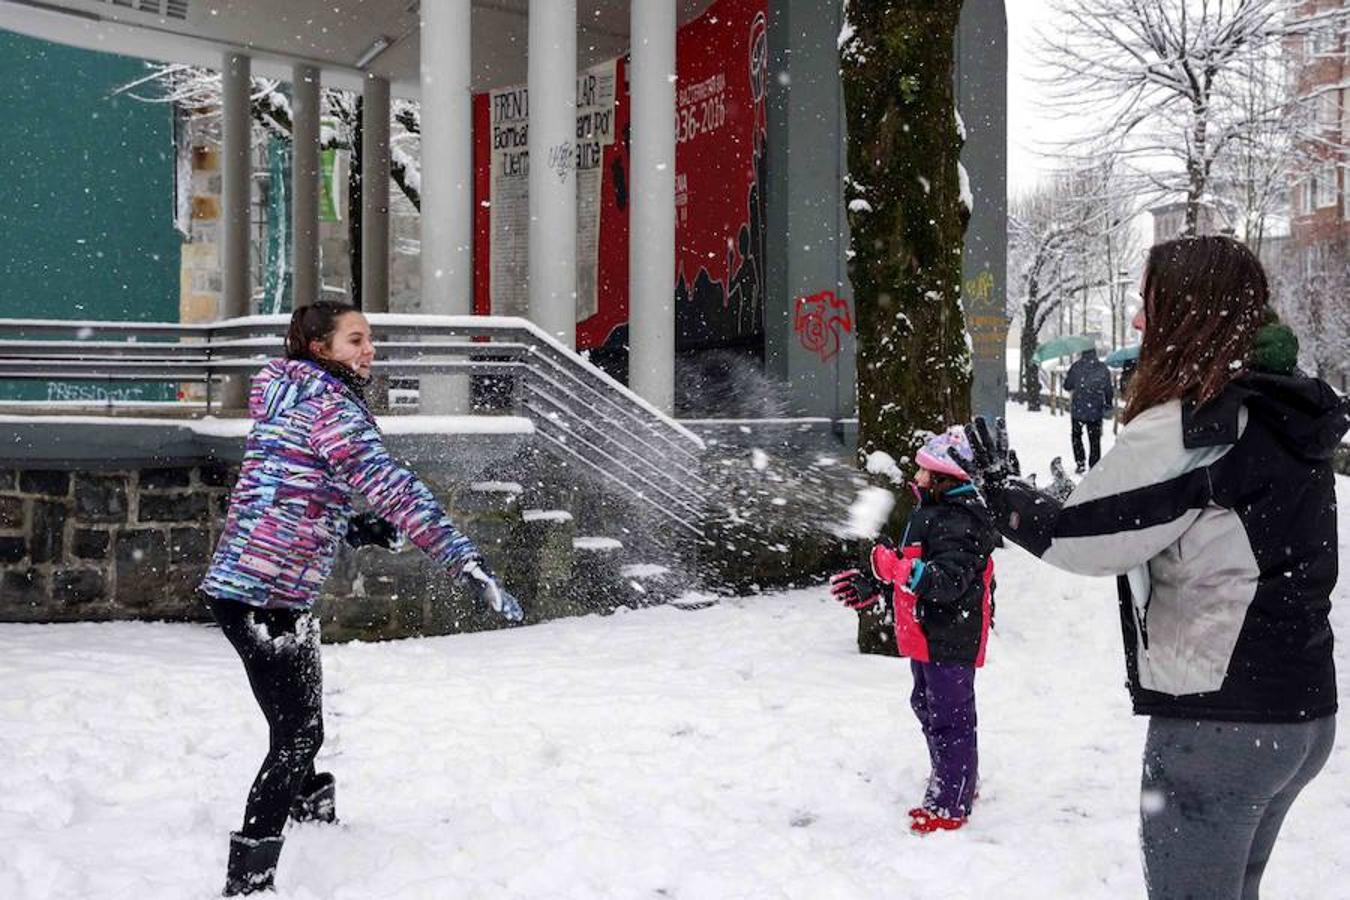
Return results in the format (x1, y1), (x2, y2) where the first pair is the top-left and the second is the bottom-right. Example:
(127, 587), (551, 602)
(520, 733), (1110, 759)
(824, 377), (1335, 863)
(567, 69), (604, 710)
(1115, 269), (1133, 348)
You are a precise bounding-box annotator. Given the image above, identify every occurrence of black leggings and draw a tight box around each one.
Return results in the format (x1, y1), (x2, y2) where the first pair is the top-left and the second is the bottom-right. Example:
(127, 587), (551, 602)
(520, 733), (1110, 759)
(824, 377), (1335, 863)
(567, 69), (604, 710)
(209, 597), (325, 839)
(1071, 417), (1103, 468)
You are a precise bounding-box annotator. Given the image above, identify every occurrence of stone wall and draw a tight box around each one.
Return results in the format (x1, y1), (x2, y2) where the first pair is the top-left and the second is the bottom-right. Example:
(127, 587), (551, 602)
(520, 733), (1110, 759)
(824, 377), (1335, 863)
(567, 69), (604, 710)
(0, 463), (230, 623)
(0, 459), (672, 641)
(0, 419), (868, 635)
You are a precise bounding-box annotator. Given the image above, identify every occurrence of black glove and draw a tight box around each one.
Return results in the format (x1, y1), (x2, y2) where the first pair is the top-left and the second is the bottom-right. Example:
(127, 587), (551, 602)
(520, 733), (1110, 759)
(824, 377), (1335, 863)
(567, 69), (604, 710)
(1048, 456), (1077, 501)
(829, 568), (886, 609)
(459, 557), (523, 622)
(953, 416), (1021, 491)
(345, 512), (399, 549)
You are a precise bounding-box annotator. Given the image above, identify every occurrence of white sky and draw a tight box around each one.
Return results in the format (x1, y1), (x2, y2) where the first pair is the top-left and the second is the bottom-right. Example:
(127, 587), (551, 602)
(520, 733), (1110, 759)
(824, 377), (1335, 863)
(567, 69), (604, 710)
(1002, 0), (1156, 256)
(1004, 0), (1078, 198)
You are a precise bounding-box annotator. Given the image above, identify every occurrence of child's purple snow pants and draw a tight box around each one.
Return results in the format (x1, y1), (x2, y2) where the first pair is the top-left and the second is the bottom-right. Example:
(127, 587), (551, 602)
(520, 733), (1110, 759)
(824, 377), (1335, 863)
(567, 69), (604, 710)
(910, 659), (978, 818)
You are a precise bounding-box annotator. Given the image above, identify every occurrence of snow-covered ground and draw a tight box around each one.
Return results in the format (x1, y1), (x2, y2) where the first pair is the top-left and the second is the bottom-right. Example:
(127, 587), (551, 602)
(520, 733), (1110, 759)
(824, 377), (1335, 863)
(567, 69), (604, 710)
(2, 405), (1346, 899)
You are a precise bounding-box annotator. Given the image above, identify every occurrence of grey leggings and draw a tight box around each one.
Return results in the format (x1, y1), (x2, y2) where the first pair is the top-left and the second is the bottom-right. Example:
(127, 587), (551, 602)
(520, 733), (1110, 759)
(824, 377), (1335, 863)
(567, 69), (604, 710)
(1140, 715), (1336, 900)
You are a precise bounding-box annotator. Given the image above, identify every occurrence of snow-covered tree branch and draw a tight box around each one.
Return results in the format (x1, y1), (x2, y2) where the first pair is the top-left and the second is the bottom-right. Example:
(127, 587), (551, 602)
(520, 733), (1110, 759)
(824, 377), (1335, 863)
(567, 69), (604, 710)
(115, 63), (423, 210)
(1009, 158), (1141, 409)
(1038, 0), (1348, 236)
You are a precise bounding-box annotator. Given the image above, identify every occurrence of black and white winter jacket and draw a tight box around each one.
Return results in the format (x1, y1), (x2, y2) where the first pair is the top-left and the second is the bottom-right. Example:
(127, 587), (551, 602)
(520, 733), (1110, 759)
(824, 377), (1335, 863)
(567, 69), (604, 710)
(988, 373), (1347, 723)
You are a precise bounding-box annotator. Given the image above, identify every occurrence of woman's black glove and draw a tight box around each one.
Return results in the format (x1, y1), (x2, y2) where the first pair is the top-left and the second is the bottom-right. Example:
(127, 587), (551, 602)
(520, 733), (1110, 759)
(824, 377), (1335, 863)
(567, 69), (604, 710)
(345, 512), (399, 549)
(953, 416), (1020, 491)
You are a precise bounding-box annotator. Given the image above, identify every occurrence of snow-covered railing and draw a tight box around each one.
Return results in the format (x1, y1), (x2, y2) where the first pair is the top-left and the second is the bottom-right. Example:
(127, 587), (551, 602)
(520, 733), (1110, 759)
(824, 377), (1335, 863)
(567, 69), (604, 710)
(0, 315), (708, 536)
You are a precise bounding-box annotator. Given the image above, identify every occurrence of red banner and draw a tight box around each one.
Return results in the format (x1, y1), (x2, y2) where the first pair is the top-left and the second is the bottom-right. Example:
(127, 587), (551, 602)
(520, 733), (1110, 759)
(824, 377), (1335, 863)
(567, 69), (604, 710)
(473, 0), (768, 356)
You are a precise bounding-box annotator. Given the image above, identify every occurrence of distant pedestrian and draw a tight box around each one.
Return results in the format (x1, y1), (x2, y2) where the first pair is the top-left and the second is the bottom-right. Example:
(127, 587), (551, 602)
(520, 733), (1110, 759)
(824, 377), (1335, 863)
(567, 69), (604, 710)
(829, 428), (998, 835)
(1063, 347), (1113, 472)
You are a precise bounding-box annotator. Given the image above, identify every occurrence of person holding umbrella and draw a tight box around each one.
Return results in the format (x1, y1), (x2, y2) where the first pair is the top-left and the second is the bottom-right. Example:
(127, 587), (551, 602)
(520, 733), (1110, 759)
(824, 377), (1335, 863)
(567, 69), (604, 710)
(1062, 346), (1113, 472)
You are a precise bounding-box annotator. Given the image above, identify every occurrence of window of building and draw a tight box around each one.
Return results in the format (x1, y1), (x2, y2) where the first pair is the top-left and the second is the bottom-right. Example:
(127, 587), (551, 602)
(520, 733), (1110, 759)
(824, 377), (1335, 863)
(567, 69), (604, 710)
(1318, 90), (1341, 131)
(1311, 25), (1336, 56)
(1297, 178), (1313, 215)
(1313, 163), (1339, 209)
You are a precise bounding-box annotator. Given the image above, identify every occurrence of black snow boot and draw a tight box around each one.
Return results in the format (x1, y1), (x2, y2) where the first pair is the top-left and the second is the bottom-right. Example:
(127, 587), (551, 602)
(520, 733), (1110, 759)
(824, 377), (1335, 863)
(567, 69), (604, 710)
(290, 771), (337, 824)
(223, 832), (283, 896)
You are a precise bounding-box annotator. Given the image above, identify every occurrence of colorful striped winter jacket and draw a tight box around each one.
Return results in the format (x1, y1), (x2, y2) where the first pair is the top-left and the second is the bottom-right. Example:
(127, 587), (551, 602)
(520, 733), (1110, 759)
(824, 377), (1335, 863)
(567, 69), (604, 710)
(200, 358), (479, 609)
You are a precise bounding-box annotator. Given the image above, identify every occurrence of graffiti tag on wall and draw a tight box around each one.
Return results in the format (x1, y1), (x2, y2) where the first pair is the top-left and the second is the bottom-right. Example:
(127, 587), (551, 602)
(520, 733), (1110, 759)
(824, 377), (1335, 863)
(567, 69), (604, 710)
(46, 382), (148, 403)
(962, 269), (1007, 364)
(793, 290), (853, 362)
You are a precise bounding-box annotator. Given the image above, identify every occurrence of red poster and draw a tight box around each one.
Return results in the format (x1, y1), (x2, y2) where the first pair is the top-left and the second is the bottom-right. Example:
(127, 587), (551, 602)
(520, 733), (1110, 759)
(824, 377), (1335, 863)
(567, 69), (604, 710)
(473, 0), (768, 360)
(673, 0), (768, 351)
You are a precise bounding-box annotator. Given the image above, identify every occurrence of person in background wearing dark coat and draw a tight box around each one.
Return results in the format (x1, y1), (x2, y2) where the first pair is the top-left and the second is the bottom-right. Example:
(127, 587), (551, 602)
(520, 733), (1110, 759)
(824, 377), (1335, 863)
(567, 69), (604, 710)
(1063, 347), (1114, 473)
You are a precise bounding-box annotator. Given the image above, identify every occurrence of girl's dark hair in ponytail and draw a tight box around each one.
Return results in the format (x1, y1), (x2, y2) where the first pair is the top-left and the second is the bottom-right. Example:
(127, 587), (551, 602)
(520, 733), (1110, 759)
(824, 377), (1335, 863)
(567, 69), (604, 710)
(285, 301), (358, 362)
(283, 301), (369, 402)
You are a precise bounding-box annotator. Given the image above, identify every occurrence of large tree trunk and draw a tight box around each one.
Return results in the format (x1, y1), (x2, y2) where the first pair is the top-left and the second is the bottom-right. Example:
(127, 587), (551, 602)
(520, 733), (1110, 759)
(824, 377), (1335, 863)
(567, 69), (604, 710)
(842, 0), (969, 655)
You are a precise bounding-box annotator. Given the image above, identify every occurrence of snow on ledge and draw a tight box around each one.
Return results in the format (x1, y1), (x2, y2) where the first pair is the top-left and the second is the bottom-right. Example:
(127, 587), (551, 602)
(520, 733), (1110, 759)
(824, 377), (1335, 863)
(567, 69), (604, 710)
(378, 416), (533, 436)
(680, 417), (835, 426)
(523, 509), (574, 522)
(573, 536), (623, 552)
(620, 563), (670, 579)
(469, 481), (524, 494)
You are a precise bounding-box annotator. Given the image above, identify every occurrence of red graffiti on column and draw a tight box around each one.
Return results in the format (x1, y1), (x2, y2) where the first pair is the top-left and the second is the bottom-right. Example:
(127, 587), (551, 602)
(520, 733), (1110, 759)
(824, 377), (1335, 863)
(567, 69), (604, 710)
(793, 290), (853, 362)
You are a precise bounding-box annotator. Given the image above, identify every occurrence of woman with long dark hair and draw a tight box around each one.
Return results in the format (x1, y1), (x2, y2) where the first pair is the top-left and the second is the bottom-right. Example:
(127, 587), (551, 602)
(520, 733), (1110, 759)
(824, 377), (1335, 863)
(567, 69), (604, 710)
(200, 301), (521, 895)
(955, 236), (1343, 898)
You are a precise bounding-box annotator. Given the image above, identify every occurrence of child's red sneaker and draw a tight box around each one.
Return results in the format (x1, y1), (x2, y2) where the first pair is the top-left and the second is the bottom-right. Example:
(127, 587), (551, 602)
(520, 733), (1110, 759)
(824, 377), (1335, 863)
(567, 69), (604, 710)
(909, 808), (967, 834)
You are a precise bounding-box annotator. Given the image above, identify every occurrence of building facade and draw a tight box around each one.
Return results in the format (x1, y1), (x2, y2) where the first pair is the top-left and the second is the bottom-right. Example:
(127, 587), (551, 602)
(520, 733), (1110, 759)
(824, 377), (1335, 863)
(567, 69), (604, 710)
(0, 0), (1007, 425)
(1284, 0), (1348, 383)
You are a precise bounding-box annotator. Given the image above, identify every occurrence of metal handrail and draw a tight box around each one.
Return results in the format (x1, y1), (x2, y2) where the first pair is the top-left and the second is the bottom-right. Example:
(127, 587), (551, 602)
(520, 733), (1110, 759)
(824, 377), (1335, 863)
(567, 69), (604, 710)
(0, 314), (705, 535)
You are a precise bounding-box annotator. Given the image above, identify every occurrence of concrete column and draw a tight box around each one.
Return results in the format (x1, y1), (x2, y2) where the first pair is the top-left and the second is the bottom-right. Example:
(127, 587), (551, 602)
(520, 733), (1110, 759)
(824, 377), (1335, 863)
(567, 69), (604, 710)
(419, 0), (473, 414)
(220, 51), (252, 411)
(291, 63), (321, 308)
(220, 51), (251, 320)
(361, 73), (391, 314)
(763, 1), (855, 421)
(956, 0), (1009, 422)
(419, 0), (473, 315)
(628, 0), (677, 413)
(527, 0), (578, 348)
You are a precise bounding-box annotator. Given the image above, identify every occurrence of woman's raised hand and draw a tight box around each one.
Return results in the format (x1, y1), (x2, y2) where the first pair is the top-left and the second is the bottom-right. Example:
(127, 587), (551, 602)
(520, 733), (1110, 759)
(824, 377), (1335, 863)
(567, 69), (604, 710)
(952, 417), (1020, 491)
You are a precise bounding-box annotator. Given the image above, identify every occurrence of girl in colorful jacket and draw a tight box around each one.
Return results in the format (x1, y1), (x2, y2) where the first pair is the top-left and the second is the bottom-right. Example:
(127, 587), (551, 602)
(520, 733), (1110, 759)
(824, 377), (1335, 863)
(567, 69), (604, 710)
(830, 428), (998, 835)
(200, 302), (521, 896)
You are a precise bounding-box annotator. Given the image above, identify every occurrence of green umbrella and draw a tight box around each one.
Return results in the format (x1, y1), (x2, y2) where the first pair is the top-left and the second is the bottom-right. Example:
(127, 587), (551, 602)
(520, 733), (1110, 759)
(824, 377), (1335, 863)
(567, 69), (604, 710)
(1105, 344), (1140, 368)
(1032, 334), (1098, 365)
